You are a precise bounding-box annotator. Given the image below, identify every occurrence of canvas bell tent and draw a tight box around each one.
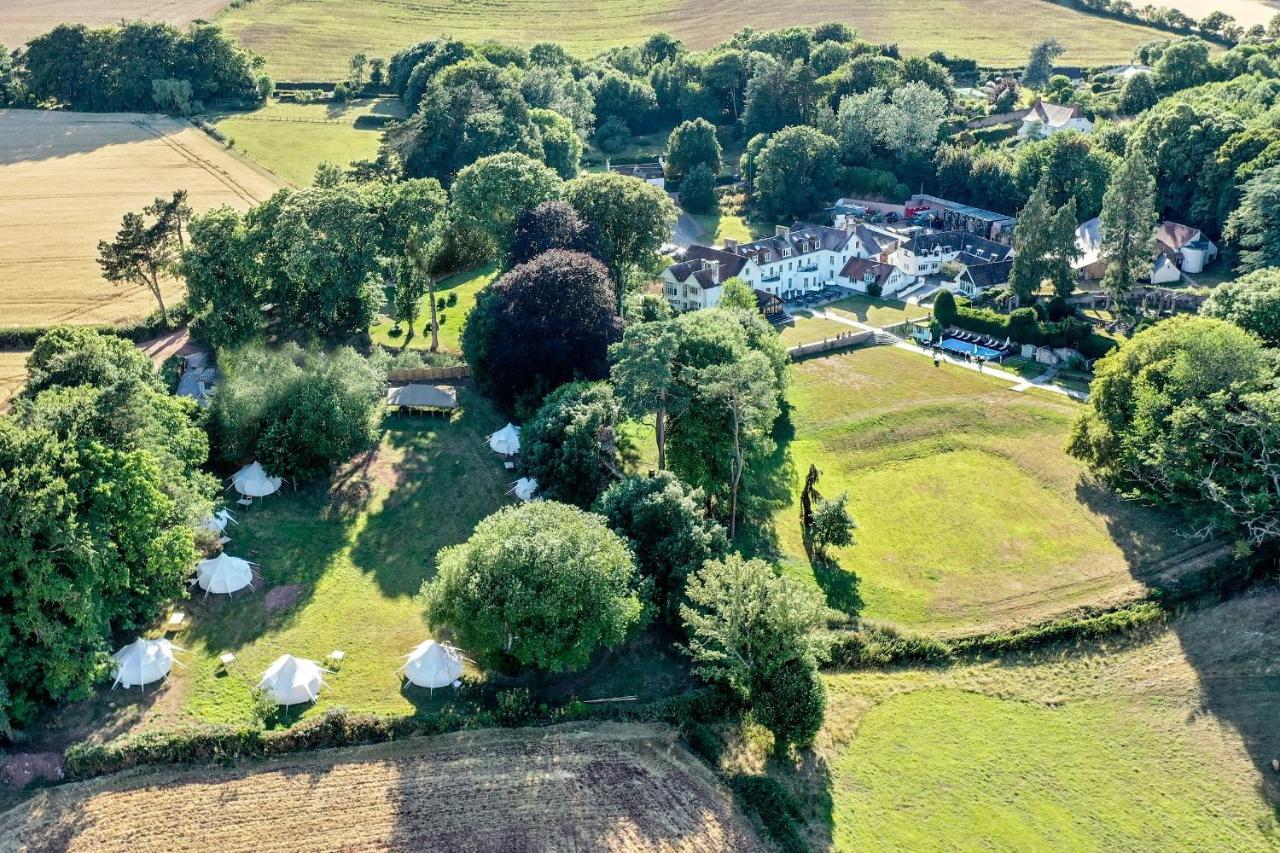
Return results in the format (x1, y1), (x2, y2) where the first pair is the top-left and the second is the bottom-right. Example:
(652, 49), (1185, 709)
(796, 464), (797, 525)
(401, 640), (464, 690)
(258, 655), (327, 705)
(487, 423), (521, 456)
(230, 462), (283, 498)
(508, 477), (538, 502)
(200, 508), (238, 534)
(112, 638), (180, 689)
(194, 552), (255, 595)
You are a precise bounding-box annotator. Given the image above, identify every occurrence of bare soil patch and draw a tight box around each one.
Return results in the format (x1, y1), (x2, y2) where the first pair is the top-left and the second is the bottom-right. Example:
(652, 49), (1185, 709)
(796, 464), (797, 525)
(0, 110), (282, 326)
(263, 584), (303, 612)
(0, 723), (760, 852)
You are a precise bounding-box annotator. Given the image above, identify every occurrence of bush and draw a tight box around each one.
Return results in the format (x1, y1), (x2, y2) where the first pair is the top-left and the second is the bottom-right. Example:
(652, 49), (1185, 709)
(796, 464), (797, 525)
(682, 723), (724, 765)
(728, 775), (808, 853)
(680, 163), (718, 214)
(494, 688), (535, 726)
(932, 289), (958, 325)
(826, 624), (952, 669)
(751, 659), (826, 752)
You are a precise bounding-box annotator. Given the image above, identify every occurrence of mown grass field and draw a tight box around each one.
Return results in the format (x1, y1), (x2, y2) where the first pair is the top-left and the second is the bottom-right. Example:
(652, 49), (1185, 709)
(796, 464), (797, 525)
(369, 265), (498, 355)
(0, 723), (762, 851)
(770, 345), (1191, 632)
(777, 312), (858, 348)
(806, 588), (1280, 849)
(218, 0), (1177, 81)
(826, 296), (920, 328)
(212, 98), (403, 187)
(0, 110), (282, 327)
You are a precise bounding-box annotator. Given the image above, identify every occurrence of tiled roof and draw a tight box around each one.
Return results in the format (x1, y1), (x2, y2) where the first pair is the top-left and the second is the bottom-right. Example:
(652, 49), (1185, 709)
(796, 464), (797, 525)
(1155, 221), (1200, 251)
(962, 259), (1013, 290)
(839, 257), (896, 286)
(1028, 100), (1083, 128)
(900, 230), (1010, 260)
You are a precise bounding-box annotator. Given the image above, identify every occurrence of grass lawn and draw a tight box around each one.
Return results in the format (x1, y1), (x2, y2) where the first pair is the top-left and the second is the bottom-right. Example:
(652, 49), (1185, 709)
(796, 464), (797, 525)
(211, 98), (403, 187)
(805, 588), (1280, 849)
(687, 211), (759, 245)
(370, 265), (498, 354)
(765, 345), (1190, 632)
(218, 0), (1173, 81)
(826, 294), (920, 328)
(777, 311), (859, 348)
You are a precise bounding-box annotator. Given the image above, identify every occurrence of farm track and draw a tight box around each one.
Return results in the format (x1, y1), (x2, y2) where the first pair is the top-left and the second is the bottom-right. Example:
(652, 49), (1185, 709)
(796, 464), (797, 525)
(0, 723), (761, 852)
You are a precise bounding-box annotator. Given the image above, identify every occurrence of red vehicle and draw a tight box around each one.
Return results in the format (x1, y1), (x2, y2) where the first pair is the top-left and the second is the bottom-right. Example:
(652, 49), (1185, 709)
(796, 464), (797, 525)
(904, 205), (931, 218)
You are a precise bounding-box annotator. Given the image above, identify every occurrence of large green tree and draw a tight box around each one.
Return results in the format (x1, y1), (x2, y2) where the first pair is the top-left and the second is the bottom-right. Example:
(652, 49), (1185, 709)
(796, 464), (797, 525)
(610, 320), (680, 470)
(451, 153), (563, 252)
(1023, 39), (1065, 89)
(521, 381), (622, 509)
(665, 118), (723, 183)
(1009, 182), (1079, 301)
(1200, 267), (1280, 345)
(752, 126), (840, 221)
(682, 553), (831, 696)
(1099, 150), (1158, 301)
(1068, 316), (1278, 542)
(422, 501), (643, 672)
(563, 172), (677, 310)
(1225, 165), (1280, 274)
(463, 249), (622, 412)
(182, 206), (263, 350)
(595, 471), (728, 624)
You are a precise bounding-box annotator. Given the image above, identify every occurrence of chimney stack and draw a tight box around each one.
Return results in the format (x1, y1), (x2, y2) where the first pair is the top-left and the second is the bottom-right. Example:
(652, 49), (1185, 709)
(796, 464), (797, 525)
(724, 238), (738, 250)
(776, 224), (789, 238)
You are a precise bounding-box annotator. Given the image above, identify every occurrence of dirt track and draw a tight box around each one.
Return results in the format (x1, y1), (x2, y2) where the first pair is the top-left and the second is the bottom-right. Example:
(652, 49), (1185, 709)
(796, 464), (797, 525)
(0, 722), (761, 852)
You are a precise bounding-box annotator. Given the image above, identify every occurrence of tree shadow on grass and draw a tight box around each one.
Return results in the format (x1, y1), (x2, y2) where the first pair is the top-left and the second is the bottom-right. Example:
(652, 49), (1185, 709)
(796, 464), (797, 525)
(736, 403), (798, 561)
(182, 482), (355, 654)
(806, 550), (863, 618)
(349, 392), (509, 598)
(1079, 471), (1280, 820)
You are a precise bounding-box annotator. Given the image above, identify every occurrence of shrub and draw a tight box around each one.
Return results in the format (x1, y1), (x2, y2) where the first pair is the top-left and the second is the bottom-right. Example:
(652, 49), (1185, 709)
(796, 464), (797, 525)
(933, 289), (958, 326)
(494, 688), (535, 726)
(682, 723), (724, 765)
(680, 163), (718, 214)
(751, 658), (827, 752)
(728, 775), (808, 853)
(826, 624), (952, 669)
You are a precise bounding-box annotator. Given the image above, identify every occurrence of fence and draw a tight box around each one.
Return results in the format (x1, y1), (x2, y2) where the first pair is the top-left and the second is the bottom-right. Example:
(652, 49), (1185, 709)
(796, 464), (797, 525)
(388, 365), (470, 382)
(788, 329), (874, 360)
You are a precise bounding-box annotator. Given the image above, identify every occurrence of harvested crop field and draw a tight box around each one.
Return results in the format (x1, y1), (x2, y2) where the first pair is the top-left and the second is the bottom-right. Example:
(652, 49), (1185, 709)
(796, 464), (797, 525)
(219, 0), (1174, 80)
(0, 0), (227, 49)
(0, 723), (760, 852)
(0, 351), (27, 410)
(0, 110), (283, 327)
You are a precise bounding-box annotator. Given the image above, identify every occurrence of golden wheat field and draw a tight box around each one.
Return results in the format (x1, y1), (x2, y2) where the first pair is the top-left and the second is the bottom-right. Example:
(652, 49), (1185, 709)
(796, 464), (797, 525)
(0, 723), (759, 852)
(0, 110), (282, 327)
(0, 351), (28, 409)
(0, 0), (228, 51)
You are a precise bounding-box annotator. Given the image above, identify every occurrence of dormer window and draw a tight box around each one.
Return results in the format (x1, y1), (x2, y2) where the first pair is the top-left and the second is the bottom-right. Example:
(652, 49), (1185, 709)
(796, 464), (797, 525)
(763, 250), (772, 262)
(782, 247), (792, 258)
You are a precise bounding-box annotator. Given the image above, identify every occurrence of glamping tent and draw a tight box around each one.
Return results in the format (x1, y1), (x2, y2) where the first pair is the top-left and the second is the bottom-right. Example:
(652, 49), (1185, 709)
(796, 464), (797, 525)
(258, 655), (326, 705)
(200, 508), (238, 535)
(195, 552), (255, 595)
(488, 423), (521, 456)
(112, 638), (179, 689)
(231, 462), (283, 498)
(509, 477), (538, 502)
(401, 640), (463, 690)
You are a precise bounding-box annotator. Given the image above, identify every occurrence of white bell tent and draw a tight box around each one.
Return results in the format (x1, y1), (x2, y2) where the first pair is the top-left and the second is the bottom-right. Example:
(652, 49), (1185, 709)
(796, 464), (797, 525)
(258, 655), (327, 706)
(401, 640), (464, 690)
(487, 423), (521, 456)
(508, 477), (538, 502)
(200, 508), (239, 535)
(230, 461), (283, 498)
(195, 552), (255, 596)
(112, 638), (181, 689)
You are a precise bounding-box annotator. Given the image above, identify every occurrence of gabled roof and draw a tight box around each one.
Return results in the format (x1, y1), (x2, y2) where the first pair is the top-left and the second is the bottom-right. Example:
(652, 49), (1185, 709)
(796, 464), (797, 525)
(1026, 99), (1084, 128)
(839, 257), (897, 287)
(854, 224), (899, 257)
(1155, 221), (1201, 251)
(961, 259), (1014, 290)
(727, 223), (855, 265)
(667, 244), (747, 288)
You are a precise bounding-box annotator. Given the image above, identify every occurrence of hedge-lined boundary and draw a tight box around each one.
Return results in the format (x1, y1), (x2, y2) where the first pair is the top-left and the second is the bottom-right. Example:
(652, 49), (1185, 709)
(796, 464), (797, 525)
(825, 545), (1260, 670)
(60, 686), (723, 783)
(0, 303), (193, 352)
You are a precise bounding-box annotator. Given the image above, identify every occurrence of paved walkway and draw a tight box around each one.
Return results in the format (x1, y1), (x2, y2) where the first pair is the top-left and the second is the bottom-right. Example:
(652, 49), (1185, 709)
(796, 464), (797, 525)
(815, 309), (1089, 401)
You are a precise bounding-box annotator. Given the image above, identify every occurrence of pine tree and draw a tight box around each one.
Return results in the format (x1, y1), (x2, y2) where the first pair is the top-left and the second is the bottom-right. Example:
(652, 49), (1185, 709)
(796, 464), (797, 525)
(1048, 196), (1082, 297)
(1099, 151), (1157, 302)
(1009, 182), (1052, 303)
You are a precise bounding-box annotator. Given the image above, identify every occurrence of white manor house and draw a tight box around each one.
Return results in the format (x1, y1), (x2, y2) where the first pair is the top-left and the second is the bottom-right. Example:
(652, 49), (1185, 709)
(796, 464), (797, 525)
(661, 220), (1014, 313)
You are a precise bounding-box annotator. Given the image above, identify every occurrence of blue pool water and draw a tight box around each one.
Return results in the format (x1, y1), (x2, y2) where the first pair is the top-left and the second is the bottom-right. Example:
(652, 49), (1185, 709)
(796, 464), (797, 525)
(939, 337), (1002, 359)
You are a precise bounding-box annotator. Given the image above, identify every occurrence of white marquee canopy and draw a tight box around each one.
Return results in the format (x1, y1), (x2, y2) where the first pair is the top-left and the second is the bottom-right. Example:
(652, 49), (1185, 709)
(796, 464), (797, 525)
(509, 477), (538, 502)
(258, 655), (326, 705)
(401, 640), (463, 689)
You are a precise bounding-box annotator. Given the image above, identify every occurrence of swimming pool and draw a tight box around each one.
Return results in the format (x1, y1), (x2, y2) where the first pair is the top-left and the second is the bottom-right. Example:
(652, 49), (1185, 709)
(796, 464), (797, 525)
(939, 337), (1003, 359)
